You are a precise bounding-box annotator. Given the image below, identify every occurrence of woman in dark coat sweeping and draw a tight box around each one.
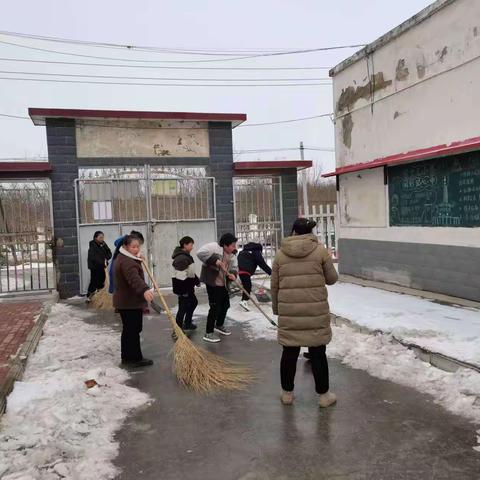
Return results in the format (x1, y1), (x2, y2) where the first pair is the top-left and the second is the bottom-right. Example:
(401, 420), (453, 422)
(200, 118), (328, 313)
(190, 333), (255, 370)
(87, 231), (112, 299)
(113, 234), (154, 367)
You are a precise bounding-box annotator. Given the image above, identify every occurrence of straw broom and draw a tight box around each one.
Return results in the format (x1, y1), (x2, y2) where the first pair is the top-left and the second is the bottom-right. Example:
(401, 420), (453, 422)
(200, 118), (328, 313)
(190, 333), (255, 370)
(90, 268), (114, 311)
(141, 260), (252, 393)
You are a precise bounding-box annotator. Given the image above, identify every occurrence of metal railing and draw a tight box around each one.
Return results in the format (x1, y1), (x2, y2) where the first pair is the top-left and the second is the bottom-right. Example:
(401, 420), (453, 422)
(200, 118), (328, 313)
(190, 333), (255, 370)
(235, 221), (282, 270)
(302, 204), (337, 254)
(76, 176), (215, 225)
(0, 240), (55, 293)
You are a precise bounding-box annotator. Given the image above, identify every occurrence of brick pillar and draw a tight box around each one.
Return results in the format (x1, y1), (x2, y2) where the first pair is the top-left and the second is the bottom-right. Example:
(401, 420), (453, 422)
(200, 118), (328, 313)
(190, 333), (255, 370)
(208, 122), (235, 236)
(281, 170), (299, 237)
(46, 118), (80, 298)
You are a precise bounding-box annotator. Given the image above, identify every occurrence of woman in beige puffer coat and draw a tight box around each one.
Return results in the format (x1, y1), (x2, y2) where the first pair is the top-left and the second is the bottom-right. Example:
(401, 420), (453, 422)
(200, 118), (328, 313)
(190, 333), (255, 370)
(271, 218), (338, 407)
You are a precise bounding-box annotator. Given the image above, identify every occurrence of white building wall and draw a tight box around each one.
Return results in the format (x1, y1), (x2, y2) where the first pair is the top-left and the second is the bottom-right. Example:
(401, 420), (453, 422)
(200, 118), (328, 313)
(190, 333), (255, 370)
(333, 0), (480, 248)
(333, 0), (480, 168)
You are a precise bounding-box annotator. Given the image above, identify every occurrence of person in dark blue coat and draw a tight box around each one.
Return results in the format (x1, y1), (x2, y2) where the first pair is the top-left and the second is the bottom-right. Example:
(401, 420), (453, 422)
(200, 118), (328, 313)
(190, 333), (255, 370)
(87, 231), (112, 299)
(237, 242), (272, 311)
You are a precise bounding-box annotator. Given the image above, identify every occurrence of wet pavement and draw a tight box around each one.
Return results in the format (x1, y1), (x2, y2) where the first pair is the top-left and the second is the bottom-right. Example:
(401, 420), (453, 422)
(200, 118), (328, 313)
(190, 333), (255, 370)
(113, 305), (480, 480)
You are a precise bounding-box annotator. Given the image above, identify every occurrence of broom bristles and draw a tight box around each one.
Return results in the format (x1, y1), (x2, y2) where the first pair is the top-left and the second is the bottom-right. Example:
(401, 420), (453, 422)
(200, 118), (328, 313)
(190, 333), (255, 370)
(171, 318), (252, 393)
(90, 268), (114, 311)
(172, 326), (252, 392)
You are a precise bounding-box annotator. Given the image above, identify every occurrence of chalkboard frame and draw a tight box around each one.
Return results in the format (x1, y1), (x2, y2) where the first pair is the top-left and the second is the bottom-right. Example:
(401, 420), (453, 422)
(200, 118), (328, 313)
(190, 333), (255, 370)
(387, 151), (480, 228)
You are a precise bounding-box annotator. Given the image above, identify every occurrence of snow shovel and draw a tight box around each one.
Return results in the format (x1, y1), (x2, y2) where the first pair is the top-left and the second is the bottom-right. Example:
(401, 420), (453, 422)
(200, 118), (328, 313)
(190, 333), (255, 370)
(220, 265), (278, 328)
(141, 260), (251, 393)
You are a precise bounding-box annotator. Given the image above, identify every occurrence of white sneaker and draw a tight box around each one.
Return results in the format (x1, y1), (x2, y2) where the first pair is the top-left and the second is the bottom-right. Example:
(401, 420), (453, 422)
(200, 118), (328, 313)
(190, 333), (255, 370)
(239, 300), (250, 311)
(215, 326), (232, 336)
(318, 391), (337, 408)
(203, 333), (221, 343)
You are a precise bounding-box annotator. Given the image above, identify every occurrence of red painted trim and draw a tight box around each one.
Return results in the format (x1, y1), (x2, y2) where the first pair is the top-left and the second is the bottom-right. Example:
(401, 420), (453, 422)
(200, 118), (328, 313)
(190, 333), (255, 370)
(234, 160), (312, 170)
(28, 108), (246, 126)
(322, 135), (480, 177)
(0, 162), (52, 173)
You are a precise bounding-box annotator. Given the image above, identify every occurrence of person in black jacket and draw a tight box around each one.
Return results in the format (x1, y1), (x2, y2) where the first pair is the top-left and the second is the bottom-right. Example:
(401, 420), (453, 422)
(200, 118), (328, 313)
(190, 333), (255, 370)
(237, 241), (272, 311)
(172, 236), (200, 331)
(87, 231), (112, 299)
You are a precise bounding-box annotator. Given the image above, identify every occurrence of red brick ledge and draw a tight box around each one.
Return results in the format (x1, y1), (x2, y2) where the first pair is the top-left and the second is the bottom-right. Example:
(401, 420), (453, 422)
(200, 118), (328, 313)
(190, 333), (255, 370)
(0, 293), (59, 416)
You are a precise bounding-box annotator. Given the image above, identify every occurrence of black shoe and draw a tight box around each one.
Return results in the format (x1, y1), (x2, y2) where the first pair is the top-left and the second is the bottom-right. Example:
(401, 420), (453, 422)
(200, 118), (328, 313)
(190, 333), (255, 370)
(183, 323), (197, 331)
(303, 352), (311, 360)
(122, 358), (154, 367)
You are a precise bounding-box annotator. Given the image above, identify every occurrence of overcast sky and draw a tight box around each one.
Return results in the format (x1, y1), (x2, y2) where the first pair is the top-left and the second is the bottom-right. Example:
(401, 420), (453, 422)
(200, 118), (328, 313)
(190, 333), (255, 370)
(1, 0), (433, 173)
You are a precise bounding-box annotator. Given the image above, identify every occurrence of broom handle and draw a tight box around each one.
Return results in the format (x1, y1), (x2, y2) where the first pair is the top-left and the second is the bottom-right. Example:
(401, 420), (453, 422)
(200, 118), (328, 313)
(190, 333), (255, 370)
(221, 265), (278, 328)
(141, 260), (178, 330)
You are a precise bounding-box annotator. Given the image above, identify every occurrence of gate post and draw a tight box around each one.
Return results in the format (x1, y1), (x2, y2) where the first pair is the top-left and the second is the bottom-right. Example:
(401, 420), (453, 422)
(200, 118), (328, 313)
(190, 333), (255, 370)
(208, 122), (235, 235)
(46, 118), (80, 298)
(280, 171), (299, 237)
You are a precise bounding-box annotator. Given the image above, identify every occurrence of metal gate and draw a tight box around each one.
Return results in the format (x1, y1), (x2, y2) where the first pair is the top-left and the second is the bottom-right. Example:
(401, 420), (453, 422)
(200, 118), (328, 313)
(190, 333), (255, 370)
(0, 179), (55, 293)
(233, 176), (283, 267)
(76, 173), (216, 291)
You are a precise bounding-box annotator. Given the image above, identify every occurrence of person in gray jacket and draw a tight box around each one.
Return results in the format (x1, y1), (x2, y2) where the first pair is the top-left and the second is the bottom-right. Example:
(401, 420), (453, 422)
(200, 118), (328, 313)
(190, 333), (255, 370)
(197, 233), (238, 343)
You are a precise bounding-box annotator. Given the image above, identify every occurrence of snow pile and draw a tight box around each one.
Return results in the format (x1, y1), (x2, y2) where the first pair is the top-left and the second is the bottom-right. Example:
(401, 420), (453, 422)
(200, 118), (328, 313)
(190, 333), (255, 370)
(328, 283), (480, 366)
(0, 303), (150, 480)
(328, 324), (480, 426)
(255, 278), (480, 367)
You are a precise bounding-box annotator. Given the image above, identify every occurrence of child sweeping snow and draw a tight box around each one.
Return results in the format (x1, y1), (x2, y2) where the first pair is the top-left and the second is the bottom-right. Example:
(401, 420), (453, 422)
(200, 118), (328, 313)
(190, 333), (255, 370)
(172, 236), (200, 331)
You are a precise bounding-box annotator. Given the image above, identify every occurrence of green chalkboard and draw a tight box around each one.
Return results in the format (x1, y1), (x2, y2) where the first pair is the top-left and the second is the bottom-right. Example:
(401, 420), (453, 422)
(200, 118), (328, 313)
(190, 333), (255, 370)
(388, 152), (480, 227)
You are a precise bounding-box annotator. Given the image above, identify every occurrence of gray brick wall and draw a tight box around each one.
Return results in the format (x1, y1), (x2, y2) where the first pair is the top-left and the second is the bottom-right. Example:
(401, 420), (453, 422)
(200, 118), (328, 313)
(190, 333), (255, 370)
(46, 118), (80, 298)
(339, 238), (480, 302)
(208, 122), (235, 236)
(280, 171), (299, 237)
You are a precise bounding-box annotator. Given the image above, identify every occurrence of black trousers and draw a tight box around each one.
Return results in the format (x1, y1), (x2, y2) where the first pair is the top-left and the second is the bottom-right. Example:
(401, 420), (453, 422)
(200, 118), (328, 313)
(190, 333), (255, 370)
(176, 292), (198, 328)
(119, 309), (144, 362)
(239, 274), (252, 301)
(280, 345), (329, 394)
(88, 267), (105, 296)
(206, 285), (230, 333)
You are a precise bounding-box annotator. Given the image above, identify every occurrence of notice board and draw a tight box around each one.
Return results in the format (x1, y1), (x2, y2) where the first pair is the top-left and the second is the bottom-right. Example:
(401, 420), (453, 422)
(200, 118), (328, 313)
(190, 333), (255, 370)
(388, 152), (480, 227)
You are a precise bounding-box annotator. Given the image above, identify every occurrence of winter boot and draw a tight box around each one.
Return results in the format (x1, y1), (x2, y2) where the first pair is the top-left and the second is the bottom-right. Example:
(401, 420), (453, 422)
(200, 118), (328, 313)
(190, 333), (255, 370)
(281, 391), (294, 405)
(318, 391), (337, 408)
(239, 300), (250, 312)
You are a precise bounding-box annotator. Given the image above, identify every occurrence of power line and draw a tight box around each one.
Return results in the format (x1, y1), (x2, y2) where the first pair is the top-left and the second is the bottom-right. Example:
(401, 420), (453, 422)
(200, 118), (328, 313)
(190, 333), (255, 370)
(0, 31), (303, 55)
(0, 112), (29, 119)
(239, 113), (332, 127)
(235, 147), (334, 153)
(0, 57), (332, 71)
(0, 111), (334, 129)
(0, 38), (365, 64)
(0, 69), (331, 82)
(0, 76), (330, 87)
(0, 30), (365, 59)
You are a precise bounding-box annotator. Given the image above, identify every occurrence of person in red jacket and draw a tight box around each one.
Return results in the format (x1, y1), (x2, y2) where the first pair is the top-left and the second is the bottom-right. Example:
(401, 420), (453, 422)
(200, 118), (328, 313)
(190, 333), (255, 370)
(113, 235), (154, 368)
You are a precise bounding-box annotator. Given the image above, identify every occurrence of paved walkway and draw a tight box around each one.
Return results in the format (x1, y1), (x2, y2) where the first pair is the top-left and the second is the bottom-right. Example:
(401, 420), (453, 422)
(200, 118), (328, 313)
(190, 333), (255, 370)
(0, 294), (55, 413)
(113, 310), (480, 480)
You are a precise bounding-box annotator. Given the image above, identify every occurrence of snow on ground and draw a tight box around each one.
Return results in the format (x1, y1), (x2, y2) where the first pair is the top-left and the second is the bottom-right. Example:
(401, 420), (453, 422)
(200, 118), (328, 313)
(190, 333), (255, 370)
(225, 297), (480, 450)
(328, 283), (480, 367)
(255, 278), (480, 367)
(0, 303), (151, 480)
